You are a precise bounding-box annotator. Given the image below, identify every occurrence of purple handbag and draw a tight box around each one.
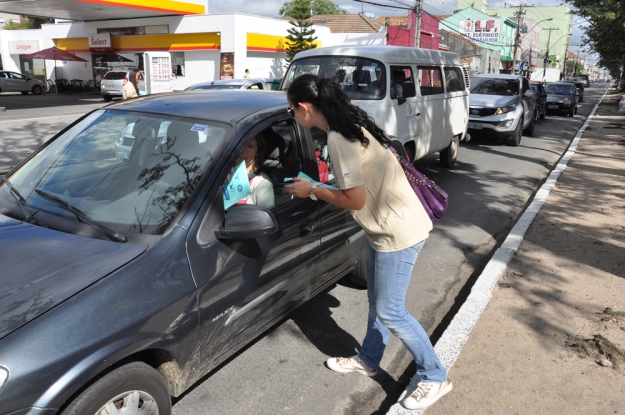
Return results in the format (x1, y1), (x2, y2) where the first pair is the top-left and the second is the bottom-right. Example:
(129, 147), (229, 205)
(388, 146), (448, 224)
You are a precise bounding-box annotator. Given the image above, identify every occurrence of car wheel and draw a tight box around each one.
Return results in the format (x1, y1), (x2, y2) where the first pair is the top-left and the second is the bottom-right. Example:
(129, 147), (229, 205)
(507, 117), (522, 146)
(349, 250), (367, 287)
(61, 362), (171, 415)
(32, 85), (43, 95)
(523, 111), (536, 136)
(440, 135), (459, 168)
(539, 105), (546, 119)
(103, 95), (113, 102)
(568, 106), (575, 117)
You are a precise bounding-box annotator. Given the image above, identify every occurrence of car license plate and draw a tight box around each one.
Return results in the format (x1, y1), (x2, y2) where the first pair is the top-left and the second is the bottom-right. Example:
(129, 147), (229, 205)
(468, 122), (483, 129)
(548, 105), (559, 109)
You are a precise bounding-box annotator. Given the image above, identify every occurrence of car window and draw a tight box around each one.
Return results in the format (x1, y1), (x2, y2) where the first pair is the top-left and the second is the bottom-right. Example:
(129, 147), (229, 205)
(444, 67), (465, 92)
(247, 83), (263, 90)
(283, 56), (386, 101)
(418, 66), (444, 96)
(390, 66), (416, 99)
(470, 78), (519, 96)
(545, 84), (575, 95)
(2, 110), (231, 237)
(103, 72), (127, 80)
(0, 73), (6, 79)
(9, 72), (25, 80)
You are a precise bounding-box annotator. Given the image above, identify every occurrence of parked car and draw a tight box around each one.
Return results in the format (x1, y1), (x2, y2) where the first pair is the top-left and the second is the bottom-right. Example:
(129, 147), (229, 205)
(561, 79), (584, 102)
(100, 69), (145, 101)
(545, 81), (578, 117)
(0, 70), (45, 95)
(0, 90), (368, 415)
(185, 78), (278, 91)
(467, 73), (537, 146)
(530, 80), (547, 120)
(574, 75), (590, 88)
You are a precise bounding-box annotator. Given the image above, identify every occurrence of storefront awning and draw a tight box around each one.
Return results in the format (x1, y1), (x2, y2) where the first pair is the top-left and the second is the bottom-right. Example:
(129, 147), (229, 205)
(0, 0), (205, 21)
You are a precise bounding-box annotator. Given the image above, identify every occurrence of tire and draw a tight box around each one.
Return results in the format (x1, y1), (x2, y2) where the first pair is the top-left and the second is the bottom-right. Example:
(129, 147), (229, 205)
(21, 91), (29, 95)
(568, 106), (575, 117)
(103, 95), (113, 102)
(507, 117), (522, 146)
(539, 104), (546, 119)
(440, 135), (459, 168)
(349, 250), (367, 287)
(32, 85), (43, 95)
(61, 362), (171, 415)
(523, 111), (536, 136)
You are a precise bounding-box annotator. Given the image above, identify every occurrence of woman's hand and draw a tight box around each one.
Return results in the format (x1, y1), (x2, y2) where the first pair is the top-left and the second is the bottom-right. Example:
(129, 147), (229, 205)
(284, 177), (312, 198)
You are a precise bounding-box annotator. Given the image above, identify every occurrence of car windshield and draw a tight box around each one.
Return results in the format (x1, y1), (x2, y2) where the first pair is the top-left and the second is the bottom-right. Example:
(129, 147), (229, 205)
(470, 78), (519, 96)
(282, 56), (386, 100)
(0, 110), (230, 237)
(545, 84), (575, 95)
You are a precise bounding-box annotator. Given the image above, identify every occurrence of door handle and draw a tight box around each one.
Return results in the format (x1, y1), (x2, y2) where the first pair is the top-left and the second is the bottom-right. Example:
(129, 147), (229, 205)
(415, 112), (421, 117)
(298, 219), (315, 237)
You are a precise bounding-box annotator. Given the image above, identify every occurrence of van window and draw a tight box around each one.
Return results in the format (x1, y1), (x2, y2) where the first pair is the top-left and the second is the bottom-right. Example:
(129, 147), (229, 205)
(389, 66), (416, 99)
(282, 56), (386, 101)
(444, 67), (465, 92)
(418, 66), (444, 96)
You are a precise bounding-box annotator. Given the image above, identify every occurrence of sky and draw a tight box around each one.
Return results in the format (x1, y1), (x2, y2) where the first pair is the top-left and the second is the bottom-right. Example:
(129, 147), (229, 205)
(206, 0), (594, 62)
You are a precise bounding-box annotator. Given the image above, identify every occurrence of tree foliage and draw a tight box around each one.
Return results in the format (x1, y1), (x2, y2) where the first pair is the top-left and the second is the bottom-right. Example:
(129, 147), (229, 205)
(280, 0), (347, 17)
(565, 0), (625, 78)
(2, 15), (54, 30)
(284, 1), (318, 65)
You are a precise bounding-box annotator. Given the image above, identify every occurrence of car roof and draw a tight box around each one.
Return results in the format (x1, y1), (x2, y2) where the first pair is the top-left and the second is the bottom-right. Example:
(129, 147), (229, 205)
(106, 90), (288, 123)
(471, 74), (522, 80)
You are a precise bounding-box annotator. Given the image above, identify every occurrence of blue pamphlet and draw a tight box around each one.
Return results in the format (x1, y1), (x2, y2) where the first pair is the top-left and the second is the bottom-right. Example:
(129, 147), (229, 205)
(284, 172), (338, 190)
(222, 161), (252, 209)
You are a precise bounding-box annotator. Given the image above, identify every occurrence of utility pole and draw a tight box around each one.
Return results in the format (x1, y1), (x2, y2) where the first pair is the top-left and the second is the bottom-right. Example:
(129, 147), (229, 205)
(542, 27), (559, 82)
(414, 0), (423, 48)
(512, 3), (526, 74)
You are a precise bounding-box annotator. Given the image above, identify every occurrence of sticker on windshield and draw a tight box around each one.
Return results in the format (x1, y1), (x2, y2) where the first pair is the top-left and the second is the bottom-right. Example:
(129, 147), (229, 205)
(191, 124), (208, 132)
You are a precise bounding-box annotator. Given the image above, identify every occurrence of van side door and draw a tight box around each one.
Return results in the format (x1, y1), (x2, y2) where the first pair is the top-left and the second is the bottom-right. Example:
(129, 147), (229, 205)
(389, 66), (419, 157)
(414, 65), (447, 157)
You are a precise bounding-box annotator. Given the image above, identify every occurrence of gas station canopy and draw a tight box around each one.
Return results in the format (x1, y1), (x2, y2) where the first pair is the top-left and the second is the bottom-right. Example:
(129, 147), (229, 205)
(0, 0), (206, 21)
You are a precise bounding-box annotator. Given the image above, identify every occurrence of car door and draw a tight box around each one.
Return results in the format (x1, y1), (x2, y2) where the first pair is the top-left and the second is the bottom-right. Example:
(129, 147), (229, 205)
(520, 77), (534, 126)
(389, 65), (419, 155)
(186, 115), (322, 374)
(6, 72), (24, 92)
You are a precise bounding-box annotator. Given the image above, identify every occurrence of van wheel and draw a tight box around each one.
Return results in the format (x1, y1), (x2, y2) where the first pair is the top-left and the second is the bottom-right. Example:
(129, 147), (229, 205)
(507, 117), (522, 146)
(349, 251), (367, 287)
(61, 362), (171, 415)
(523, 111), (536, 136)
(440, 135), (459, 168)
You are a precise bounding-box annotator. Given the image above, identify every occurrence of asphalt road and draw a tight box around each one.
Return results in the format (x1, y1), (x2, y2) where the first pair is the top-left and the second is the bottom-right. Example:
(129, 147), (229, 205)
(0, 85), (608, 414)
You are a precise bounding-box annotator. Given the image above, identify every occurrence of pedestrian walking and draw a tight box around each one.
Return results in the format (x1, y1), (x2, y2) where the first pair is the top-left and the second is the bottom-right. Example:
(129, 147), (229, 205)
(122, 69), (141, 100)
(243, 69), (250, 78)
(284, 74), (451, 410)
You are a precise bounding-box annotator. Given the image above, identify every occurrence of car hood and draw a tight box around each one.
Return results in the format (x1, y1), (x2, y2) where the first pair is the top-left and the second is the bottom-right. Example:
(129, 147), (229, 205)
(469, 94), (518, 108)
(0, 215), (147, 340)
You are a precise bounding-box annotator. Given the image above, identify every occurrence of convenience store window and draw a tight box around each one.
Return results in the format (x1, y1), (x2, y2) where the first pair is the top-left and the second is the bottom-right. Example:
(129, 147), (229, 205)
(172, 52), (185, 77)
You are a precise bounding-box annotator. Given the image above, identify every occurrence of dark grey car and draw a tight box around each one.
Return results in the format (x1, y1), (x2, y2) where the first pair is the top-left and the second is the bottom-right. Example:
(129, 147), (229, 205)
(0, 91), (365, 415)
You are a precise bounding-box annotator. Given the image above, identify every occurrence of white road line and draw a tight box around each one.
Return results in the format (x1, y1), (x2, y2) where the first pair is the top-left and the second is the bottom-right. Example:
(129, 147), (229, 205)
(386, 90), (608, 415)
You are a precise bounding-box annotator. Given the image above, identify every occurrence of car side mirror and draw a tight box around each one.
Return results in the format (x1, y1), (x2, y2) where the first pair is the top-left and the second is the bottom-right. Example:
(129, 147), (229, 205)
(214, 204), (279, 240)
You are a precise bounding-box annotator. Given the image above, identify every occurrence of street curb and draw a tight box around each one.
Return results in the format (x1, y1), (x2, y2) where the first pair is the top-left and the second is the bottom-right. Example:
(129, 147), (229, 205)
(386, 91), (608, 415)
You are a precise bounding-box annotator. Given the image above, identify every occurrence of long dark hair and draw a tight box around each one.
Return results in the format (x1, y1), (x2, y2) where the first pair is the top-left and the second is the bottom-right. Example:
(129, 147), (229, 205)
(128, 69), (140, 94)
(287, 74), (390, 147)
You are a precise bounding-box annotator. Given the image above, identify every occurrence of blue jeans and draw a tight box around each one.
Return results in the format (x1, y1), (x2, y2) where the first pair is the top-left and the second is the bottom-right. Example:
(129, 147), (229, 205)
(359, 240), (447, 383)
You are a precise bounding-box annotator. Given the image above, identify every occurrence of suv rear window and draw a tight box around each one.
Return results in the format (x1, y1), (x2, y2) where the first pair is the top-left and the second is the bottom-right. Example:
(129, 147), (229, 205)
(103, 72), (127, 80)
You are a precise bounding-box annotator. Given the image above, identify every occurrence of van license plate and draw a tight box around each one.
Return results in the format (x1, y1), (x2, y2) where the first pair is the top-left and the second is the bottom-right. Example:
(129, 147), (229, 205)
(468, 122), (482, 129)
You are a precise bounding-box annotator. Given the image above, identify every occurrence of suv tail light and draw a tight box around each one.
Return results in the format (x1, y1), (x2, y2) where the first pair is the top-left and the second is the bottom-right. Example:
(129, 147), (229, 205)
(100, 79), (104, 87)
(123, 77), (128, 86)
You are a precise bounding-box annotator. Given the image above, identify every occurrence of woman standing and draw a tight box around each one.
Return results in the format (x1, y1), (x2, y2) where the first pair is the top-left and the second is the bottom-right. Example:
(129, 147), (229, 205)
(122, 69), (141, 100)
(285, 74), (451, 411)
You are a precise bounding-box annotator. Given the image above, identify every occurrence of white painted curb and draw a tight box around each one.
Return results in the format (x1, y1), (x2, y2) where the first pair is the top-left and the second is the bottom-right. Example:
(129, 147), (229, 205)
(386, 92), (608, 415)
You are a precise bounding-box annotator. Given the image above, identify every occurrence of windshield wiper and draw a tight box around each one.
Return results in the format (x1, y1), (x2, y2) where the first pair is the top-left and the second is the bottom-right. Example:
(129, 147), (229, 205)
(35, 189), (128, 243)
(1, 176), (39, 224)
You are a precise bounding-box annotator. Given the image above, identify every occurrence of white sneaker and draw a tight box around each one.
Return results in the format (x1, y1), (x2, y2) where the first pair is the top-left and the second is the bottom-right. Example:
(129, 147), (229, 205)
(326, 354), (378, 377)
(402, 379), (452, 410)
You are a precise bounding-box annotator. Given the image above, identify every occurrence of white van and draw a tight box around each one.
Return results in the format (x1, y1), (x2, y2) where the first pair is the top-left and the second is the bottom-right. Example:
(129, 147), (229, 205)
(282, 46), (470, 168)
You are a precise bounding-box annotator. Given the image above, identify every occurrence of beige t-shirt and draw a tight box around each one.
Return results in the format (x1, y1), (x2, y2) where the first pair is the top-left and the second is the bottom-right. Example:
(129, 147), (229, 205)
(327, 129), (433, 252)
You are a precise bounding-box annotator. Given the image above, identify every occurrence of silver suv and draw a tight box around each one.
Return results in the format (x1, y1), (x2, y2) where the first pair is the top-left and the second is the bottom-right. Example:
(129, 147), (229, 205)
(100, 70), (145, 101)
(468, 74), (537, 146)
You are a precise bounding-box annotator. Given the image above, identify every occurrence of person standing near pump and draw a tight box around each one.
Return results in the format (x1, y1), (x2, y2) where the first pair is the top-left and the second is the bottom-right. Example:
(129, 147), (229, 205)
(284, 74), (452, 411)
(122, 69), (142, 100)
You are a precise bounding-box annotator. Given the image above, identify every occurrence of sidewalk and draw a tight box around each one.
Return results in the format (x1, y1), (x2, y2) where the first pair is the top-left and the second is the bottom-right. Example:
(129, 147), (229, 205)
(392, 90), (625, 414)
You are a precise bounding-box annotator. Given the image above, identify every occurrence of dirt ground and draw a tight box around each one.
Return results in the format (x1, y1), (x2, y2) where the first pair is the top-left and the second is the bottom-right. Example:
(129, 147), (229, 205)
(425, 91), (625, 415)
